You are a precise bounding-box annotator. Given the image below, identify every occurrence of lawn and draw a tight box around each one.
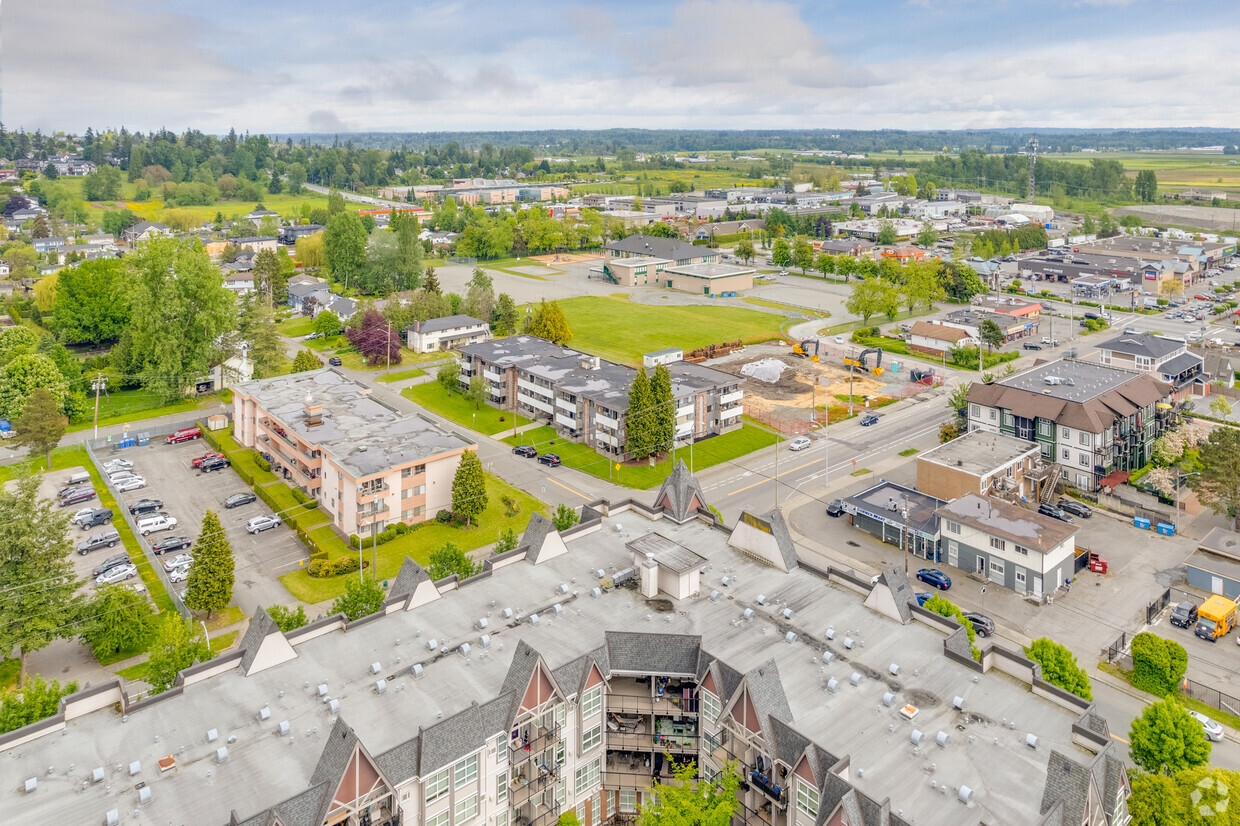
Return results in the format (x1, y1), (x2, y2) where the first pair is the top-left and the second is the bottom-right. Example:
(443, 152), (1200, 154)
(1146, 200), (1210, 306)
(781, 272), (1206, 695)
(505, 423), (772, 489)
(278, 316), (316, 337)
(66, 387), (224, 433)
(375, 368), (426, 383)
(0, 658), (18, 694)
(402, 382), (532, 436)
(115, 631), (240, 682)
(548, 294), (787, 365)
(203, 605), (245, 631)
(278, 473), (548, 604)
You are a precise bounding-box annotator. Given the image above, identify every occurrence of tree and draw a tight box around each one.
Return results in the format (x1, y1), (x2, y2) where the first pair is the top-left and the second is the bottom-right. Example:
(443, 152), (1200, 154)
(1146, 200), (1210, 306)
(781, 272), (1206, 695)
(527, 299), (572, 344)
(0, 475), (82, 686)
(1025, 638), (1091, 700)
(295, 231), (326, 268)
(464, 267), (495, 323)
(346, 308), (402, 367)
(437, 362), (460, 391)
(771, 237), (792, 268)
(0, 675), (79, 734)
(314, 309), (343, 337)
(492, 293), (519, 336)
(637, 759), (739, 826)
(940, 261), (989, 301)
(423, 266), (441, 295)
(650, 363), (674, 456)
(323, 212), (368, 290)
(916, 222), (939, 247)
(82, 164), (122, 200)
(845, 279), (896, 325)
(792, 238), (814, 274)
(392, 212), (424, 289)
(1131, 632), (1188, 697)
(625, 365), (656, 459)
(1129, 700), (1212, 775)
(30, 214), (50, 239)
(877, 220), (898, 245)
(0, 353), (69, 420)
(360, 229), (400, 295)
(330, 577), (386, 621)
(900, 260), (945, 313)
(327, 189), (346, 216)
(53, 258), (130, 345)
(427, 541), (482, 581)
(734, 238), (754, 263)
(494, 528), (519, 554)
(939, 421), (960, 443)
(451, 449), (488, 526)
(11, 387), (66, 467)
(145, 614), (212, 694)
(80, 585), (155, 659)
(1211, 396), (1233, 418)
(1189, 426), (1240, 530)
(1126, 772), (1185, 826)
(237, 295), (284, 379)
(184, 510), (235, 618)
(552, 504), (579, 532)
(467, 374), (488, 410)
(291, 349), (323, 372)
(977, 319), (1004, 353)
(101, 208), (139, 237)
(252, 247), (290, 303)
(267, 604), (308, 633)
(1135, 170), (1159, 203)
(285, 162), (307, 194)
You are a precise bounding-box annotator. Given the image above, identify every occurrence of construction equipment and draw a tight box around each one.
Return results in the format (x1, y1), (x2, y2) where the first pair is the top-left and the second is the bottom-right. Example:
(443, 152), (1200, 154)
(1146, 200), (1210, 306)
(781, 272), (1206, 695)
(843, 347), (884, 377)
(792, 339), (820, 361)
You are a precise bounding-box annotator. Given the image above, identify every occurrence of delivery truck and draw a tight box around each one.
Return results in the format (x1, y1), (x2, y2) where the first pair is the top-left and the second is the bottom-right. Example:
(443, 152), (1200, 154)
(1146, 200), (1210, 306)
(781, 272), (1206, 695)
(1195, 595), (1239, 642)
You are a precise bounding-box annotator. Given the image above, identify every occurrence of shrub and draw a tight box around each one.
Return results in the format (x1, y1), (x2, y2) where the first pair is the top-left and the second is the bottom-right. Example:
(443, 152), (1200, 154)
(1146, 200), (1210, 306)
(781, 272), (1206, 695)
(333, 556), (360, 575)
(923, 595), (980, 660)
(1026, 637), (1092, 700)
(1131, 632), (1187, 696)
(308, 558), (333, 577)
(436, 509), (453, 524)
(502, 495), (520, 517)
(256, 456), (271, 472)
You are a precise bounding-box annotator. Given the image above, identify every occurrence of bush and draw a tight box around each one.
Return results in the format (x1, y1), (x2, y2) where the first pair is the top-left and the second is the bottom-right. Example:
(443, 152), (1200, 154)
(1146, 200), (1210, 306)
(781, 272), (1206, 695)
(502, 495), (520, 517)
(256, 456), (271, 472)
(307, 555), (362, 577)
(436, 509), (453, 524)
(1131, 632), (1187, 696)
(1026, 637), (1092, 700)
(924, 595), (980, 660)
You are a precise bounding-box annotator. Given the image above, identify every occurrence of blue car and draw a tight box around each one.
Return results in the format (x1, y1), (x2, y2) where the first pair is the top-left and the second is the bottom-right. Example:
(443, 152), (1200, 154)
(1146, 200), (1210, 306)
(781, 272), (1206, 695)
(915, 592), (934, 606)
(860, 413), (879, 426)
(917, 568), (952, 590)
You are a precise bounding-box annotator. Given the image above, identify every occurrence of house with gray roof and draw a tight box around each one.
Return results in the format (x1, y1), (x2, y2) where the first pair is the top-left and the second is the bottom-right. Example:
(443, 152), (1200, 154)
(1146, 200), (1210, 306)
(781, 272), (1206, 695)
(1095, 330), (1202, 395)
(404, 314), (490, 353)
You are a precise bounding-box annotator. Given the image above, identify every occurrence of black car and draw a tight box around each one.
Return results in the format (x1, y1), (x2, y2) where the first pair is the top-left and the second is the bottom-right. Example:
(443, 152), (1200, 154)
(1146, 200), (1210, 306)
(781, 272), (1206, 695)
(199, 456), (230, 472)
(1022, 342), (1042, 350)
(1170, 601), (1200, 629)
(826, 499), (845, 517)
(224, 491), (257, 509)
(151, 535), (192, 555)
(538, 453), (562, 467)
(128, 498), (164, 515)
(1057, 499), (1092, 519)
(79, 508), (114, 529)
(328, 357), (343, 366)
(91, 553), (131, 579)
(59, 488), (97, 507)
(964, 612), (996, 638)
(512, 445), (538, 458)
(1037, 502), (1074, 523)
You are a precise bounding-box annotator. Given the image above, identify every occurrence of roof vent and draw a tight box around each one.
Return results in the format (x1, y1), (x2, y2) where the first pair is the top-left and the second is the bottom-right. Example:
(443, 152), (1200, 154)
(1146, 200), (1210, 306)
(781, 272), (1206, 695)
(128, 761), (141, 776)
(784, 631), (797, 644)
(206, 729), (218, 743)
(139, 786), (152, 805)
(910, 730), (925, 746)
(529, 613), (540, 626)
(953, 696), (965, 710)
(259, 705), (271, 720)
(827, 677), (840, 693)
(23, 777), (36, 793)
(850, 672), (863, 687)
(216, 747), (229, 764)
(936, 731), (950, 748)
(500, 608), (514, 619)
(476, 618), (488, 630)
(882, 692), (896, 707)
(410, 664), (423, 678)
(1026, 733), (1039, 749)
(427, 639), (438, 651)
(328, 699), (340, 714)
(822, 651), (835, 664)
(375, 679), (388, 695)
(278, 721), (291, 737)
(369, 662), (382, 675)
(742, 608), (754, 620)
(958, 785), (975, 804)
(459, 643), (472, 657)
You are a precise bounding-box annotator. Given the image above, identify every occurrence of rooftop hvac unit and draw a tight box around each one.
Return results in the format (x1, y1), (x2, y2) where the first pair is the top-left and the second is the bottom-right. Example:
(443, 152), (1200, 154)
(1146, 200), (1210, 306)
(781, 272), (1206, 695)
(882, 692), (896, 707)
(552, 604), (563, 616)
(958, 785), (975, 804)
(850, 673), (863, 687)
(375, 680), (387, 695)
(529, 613), (540, 626)
(826, 627), (835, 640)
(106, 810), (120, 826)
(23, 778), (36, 793)
(138, 786), (152, 805)
(128, 761), (141, 776)
(1026, 734), (1039, 749)
(936, 731), (950, 748)
(459, 643), (472, 657)
(889, 664), (901, 676)
(476, 618), (488, 630)
(590, 587), (601, 598)
(316, 683), (328, 697)
(206, 729), (218, 743)
(910, 730), (925, 746)
(91, 767), (105, 784)
(720, 576), (731, 586)
(558, 583), (569, 595)
(427, 639), (438, 651)
(844, 637), (855, 649)
(369, 662), (382, 675)
(784, 632), (797, 644)
(216, 747), (229, 764)
(410, 664), (424, 678)
(783, 608), (794, 620)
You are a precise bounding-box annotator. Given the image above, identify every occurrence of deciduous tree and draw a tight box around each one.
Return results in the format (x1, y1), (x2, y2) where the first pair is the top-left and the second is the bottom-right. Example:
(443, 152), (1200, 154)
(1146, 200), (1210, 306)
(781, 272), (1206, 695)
(1189, 427), (1240, 530)
(291, 349), (322, 372)
(1025, 638), (1091, 700)
(792, 238), (814, 273)
(11, 387), (67, 467)
(267, 604), (308, 632)
(845, 279), (896, 326)
(0, 675), (79, 734)
(53, 259), (130, 345)
(552, 504), (579, 532)
(331, 576), (386, 621)
(80, 584), (155, 659)
(451, 449), (488, 526)
(1129, 700), (1211, 775)
(734, 238), (754, 263)
(184, 510), (235, 618)
(637, 759), (739, 826)
(345, 308), (402, 366)
(878, 220), (898, 245)
(771, 237), (792, 268)
(324, 212), (368, 290)
(0, 353), (69, 420)
(464, 267), (495, 323)
(145, 614), (212, 694)
(314, 310), (343, 337)
(427, 541), (482, 581)
(1131, 632), (1188, 697)
(977, 319), (1004, 353)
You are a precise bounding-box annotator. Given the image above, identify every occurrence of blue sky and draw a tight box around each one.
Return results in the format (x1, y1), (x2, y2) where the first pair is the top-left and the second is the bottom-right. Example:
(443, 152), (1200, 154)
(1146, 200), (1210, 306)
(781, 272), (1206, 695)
(6, 0), (1236, 134)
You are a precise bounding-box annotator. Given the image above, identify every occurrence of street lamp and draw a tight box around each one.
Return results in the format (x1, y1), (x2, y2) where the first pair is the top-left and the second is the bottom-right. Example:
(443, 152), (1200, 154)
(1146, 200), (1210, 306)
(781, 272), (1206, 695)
(902, 495), (911, 575)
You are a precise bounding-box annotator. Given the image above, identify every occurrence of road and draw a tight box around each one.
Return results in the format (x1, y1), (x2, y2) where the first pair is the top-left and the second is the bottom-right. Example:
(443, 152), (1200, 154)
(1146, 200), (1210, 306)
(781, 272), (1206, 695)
(302, 182), (410, 211)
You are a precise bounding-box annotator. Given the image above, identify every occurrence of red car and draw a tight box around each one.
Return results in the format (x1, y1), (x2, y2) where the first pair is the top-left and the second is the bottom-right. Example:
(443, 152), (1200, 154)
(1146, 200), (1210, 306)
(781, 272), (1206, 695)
(192, 451), (225, 468)
(167, 426), (203, 444)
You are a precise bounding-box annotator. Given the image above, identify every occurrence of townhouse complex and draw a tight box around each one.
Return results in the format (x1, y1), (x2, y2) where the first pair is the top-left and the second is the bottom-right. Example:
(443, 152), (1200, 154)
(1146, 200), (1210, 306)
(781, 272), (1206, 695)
(0, 465), (1127, 826)
(457, 336), (743, 459)
(232, 369), (474, 535)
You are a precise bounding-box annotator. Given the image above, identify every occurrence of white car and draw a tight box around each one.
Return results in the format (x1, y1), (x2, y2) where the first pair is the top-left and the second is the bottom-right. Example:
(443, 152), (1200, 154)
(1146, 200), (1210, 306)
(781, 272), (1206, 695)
(107, 469), (136, 482)
(95, 563), (137, 585)
(833, 335), (845, 345)
(103, 458), (134, 472)
(788, 436), (812, 451)
(1189, 709), (1225, 742)
(168, 565), (191, 583)
(246, 514), (281, 534)
(70, 507), (96, 525)
(115, 476), (147, 492)
(162, 553), (194, 572)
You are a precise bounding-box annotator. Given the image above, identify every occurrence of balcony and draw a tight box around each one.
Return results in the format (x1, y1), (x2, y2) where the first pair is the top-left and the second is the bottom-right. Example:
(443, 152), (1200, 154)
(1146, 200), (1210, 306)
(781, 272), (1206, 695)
(554, 413), (577, 430)
(484, 368), (503, 382)
(720, 406), (743, 420)
(358, 500), (390, 518)
(594, 413), (618, 429)
(676, 404), (694, 418)
(555, 397), (576, 413)
(607, 679), (698, 716)
(509, 761), (558, 805)
(518, 392), (554, 415)
(356, 483), (390, 504)
(518, 378), (554, 401)
(720, 390), (743, 405)
(607, 721), (699, 754)
(510, 723), (560, 760)
(747, 767), (788, 808)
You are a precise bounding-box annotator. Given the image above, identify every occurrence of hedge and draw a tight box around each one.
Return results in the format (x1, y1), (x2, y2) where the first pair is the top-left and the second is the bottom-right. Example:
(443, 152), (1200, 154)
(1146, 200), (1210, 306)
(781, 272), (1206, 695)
(308, 555), (362, 578)
(924, 595), (981, 660)
(1131, 632), (1187, 696)
(348, 519), (430, 549)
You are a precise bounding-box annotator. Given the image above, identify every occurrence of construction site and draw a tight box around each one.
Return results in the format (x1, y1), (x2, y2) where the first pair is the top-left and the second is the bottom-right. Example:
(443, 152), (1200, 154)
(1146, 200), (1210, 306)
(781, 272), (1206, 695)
(702, 337), (943, 434)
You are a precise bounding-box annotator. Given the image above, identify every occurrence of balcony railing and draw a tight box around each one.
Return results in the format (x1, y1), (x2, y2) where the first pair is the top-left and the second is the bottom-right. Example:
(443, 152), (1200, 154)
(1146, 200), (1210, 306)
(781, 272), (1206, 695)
(510, 723), (561, 759)
(747, 767), (788, 808)
(509, 762), (558, 806)
(607, 693), (698, 716)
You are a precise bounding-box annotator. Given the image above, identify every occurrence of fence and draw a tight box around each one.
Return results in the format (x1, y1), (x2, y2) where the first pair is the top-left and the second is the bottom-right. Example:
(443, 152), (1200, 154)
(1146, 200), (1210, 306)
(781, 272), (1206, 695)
(1146, 588), (1171, 625)
(1182, 678), (1240, 719)
(1105, 631), (1128, 664)
(446, 256), (477, 265)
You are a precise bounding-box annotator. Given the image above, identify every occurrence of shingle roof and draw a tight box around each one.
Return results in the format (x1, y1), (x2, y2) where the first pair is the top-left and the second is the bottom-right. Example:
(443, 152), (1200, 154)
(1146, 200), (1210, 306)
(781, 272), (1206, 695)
(388, 557), (430, 602)
(880, 566), (915, 624)
(1158, 351), (1202, 376)
(909, 320), (970, 341)
(743, 659), (793, 738)
(272, 784), (328, 826)
(405, 314), (486, 335)
(606, 234), (703, 261)
(653, 460), (707, 523)
(766, 508), (799, 572)
(768, 715), (811, 767)
(310, 717), (359, 789)
(604, 631), (701, 675)
(238, 607), (280, 673)
(1099, 331), (1183, 360)
(418, 701), (487, 774)
(967, 365), (1169, 433)
(520, 511), (559, 564)
(375, 734), (421, 786)
(1039, 749), (1093, 824)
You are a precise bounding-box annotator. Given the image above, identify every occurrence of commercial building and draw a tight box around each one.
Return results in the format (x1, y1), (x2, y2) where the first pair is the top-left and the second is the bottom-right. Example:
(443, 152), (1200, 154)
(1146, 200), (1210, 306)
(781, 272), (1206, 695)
(937, 493), (1078, 597)
(907, 321), (974, 357)
(232, 369), (474, 536)
(916, 430), (1045, 503)
(404, 315), (491, 353)
(0, 466), (1129, 826)
(841, 481), (944, 563)
(456, 336), (742, 459)
(1095, 331), (1202, 396)
(603, 234), (717, 266)
(940, 309), (1040, 345)
(599, 258), (755, 295)
(966, 359), (1175, 491)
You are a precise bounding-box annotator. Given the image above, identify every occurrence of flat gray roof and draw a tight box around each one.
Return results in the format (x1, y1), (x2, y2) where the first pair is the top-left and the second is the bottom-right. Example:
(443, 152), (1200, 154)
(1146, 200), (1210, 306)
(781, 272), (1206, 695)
(626, 532), (707, 573)
(663, 262), (755, 279)
(997, 359), (1143, 404)
(918, 430), (1039, 477)
(937, 494), (1078, 554)
(234, 369), (473, 478)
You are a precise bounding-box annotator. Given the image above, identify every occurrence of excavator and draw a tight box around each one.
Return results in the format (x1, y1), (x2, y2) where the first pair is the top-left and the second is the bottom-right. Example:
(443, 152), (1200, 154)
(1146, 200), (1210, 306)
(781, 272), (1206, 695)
(791, 339), (820, 361)
(843, 347), (884, 377)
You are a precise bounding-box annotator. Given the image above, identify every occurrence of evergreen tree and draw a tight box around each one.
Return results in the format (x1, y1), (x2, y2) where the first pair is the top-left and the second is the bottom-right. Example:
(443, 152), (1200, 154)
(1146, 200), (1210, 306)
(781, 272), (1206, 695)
(427, 541), (482, 580)
(423, 265), (441, 295)
(650, 363), (674, 455)
(625, 368), (655, 459)
(492, 293), (518, 336)
(80, 585), (155, 659)
(184, 510), (235, 619)
(291, 349), (323, 372)
(528, 299), (572, 344)
(451, 449), (488, 527)
(11, 387), (67, 468)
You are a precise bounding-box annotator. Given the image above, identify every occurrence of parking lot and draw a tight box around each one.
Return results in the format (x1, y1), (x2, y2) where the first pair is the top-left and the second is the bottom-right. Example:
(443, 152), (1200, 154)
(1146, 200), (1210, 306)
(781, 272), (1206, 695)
(99, 434), (308, 615)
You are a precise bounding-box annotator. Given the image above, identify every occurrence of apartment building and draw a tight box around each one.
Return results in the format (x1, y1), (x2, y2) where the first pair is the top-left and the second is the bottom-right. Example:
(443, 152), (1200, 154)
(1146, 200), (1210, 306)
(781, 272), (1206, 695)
(965, 359), (1174, 491)
(232, 369), (474, 536)
(456, 336), (743, 458)
(1, 466), (1128, 826)
(916, 430), (1043, 502)
(1095, 330), (1202, 396)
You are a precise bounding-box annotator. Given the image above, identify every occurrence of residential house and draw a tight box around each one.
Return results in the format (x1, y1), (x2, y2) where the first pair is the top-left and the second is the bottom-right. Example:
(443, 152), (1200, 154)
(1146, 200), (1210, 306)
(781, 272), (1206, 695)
(1095, 331), (1202, 397)
(916, 430), (1044, 503)
(816, 238), (876, 257)
(287, 277), (328, 313)
(222, 271), (256, 295)
(122, 221), (170, 245)
(404, 315), (491, 353)
(32, 236), (66, 255)
(907, 321), (975, 357)
(231, 236), (280, 254)
(940, 309), (1039, 345)
(279, 223), (324, 244)
(245, 208), (282, 228)
(691, 218), (765, 241)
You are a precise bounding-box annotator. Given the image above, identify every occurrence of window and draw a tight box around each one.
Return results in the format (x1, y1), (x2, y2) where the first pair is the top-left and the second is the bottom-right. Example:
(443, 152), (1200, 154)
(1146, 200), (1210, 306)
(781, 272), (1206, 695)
(415, 464), (426, 475)
(1037, 419), (1052, 437)
(945, 520), (960, 535)
(989, 409), (997, 420)
(427, 812), (449, 826)
(1003, 411), (1014, 427)
(454, 794), (477, 824)
(414, 484), (426, 495)
(426, 769), (450, 804)
(620, 790), (638, 814)
(1016, 569), (1027, 589)
(581, 685), (602, 718)
(555, 780), (565, 807)
(1061, 428), (1071, 440)
(1062, 448), (1069, 460)
(1079, 454), (1089, 468)
(454, 754), (478, 788)
(989, 536), (1005, 551)
(1079, 433), (1089, 447)
(797, 781), (821, 818)
(990, 558), (1005, 577)
(414, 505), (425, 517)
(402, 488), (412, 500)
(556, 703), (567, 729)
(1076, 473), (1090, 489)
(703, 729), (721, 753)
(582, 724), (601, 752)
(701, 689), (721, 723)
(575, 758), (601, 795)
(969, 404), (980, 418)
(496, 769), (507, 805)
(1014, 545), (1029, 556)
(495, 812), (509, 826)
(555, 741), (565, 766)
(402, 508), (414, 520)
(401, 467), (413, 478)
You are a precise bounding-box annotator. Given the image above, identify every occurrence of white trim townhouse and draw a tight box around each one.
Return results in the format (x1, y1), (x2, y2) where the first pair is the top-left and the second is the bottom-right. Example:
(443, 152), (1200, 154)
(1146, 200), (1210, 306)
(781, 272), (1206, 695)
(405, 315), (491, 353)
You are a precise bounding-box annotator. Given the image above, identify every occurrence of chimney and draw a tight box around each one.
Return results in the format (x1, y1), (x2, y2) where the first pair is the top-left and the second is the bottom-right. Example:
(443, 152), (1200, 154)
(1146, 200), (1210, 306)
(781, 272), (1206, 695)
(304, 394), (323, 427)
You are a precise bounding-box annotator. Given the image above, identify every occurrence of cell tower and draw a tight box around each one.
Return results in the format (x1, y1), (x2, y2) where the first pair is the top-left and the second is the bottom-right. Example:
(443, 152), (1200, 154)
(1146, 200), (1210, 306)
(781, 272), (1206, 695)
(1027, 138), (1038, 201)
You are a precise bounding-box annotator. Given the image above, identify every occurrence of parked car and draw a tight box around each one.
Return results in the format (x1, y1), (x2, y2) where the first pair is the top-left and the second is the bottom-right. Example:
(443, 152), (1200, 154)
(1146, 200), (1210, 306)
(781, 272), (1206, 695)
(59, 488), (97, 507)
(102, 458), (134, 472)
(826, 499), (845, 517)
(916, 568), (952, 590)
(860, 413), (879, 426)
(167, 426), (203, 444)
(137, 514), (178, 536)
(1040, 337), (1059, 347)
(1189, 709), (1225, 742)
(1037, 502), (1074, 523)
(834, 335), (845, 345)
(328, 357), (343, 366)
(162, 553), (194, 572)
(95, 563), (137, 585)
(964, 612), (996, 637)
(78, 508), (114, 529)
(106, 469), (136, 483)
(168, 565), (191, 583)
(1022, 342), (1043, 350)
(152, 536), (193, 556)
(128, 498), (164, 515)
(1057, 499), (1092, 519)
(1170, 601), (1200, 629)
(788, 436), (812, 451)
(198, 456), (230, 472)
(224, 492), (257, 509)
(538, 453), (562, 467)
(76, 528), (121, 555)
(303, 332), (321, 340)
(915, 592), (934, 607)
(246, 514), (281, 534)
(192, 451), (225, 468)
(57, 484), (87, 499)
(512, 445), (538, 458)
(70, 507), (98, 525)
(92, 553), (131, 578)
(115, 476), (148, 492)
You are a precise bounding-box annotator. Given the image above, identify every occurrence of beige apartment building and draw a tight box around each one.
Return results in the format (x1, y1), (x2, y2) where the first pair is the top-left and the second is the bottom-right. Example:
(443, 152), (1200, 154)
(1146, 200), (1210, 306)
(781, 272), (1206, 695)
(232, 369), (474, 536)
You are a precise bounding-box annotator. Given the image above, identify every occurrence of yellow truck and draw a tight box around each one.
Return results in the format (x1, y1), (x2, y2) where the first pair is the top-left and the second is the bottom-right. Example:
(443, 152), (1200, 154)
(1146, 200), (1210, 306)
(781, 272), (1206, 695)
(1194, 595), (1239, 642)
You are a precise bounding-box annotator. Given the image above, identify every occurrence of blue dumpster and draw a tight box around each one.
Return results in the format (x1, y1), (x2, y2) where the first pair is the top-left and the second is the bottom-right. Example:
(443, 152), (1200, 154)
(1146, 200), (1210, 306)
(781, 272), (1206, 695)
(137, 432), (150, 447)
(1134, 517), (1151, 530)
(1156, 522), (1176, 536)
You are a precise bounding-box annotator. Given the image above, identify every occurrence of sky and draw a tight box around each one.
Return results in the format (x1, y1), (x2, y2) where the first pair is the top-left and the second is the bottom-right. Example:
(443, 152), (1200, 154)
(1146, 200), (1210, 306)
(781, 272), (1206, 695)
(5, 0), (1238, 135)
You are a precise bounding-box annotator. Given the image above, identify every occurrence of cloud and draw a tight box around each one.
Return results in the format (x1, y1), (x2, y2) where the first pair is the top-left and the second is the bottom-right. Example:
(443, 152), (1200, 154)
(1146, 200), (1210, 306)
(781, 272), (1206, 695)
(306, 110), (351, 133)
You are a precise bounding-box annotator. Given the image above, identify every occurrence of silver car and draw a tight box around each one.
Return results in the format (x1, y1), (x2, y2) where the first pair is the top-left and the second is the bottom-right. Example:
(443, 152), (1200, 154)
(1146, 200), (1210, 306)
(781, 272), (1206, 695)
(115, 476), (148, 492)
(95, 563), (137, 585)
(1189, 710), (1225, 742)
(246, 514), (281, 534)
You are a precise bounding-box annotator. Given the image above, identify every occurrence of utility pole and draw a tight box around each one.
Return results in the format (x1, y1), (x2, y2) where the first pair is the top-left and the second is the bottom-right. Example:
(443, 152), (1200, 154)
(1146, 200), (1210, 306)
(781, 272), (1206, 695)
(92, 372), (104, 439)
(1027, 138), (1038, 202)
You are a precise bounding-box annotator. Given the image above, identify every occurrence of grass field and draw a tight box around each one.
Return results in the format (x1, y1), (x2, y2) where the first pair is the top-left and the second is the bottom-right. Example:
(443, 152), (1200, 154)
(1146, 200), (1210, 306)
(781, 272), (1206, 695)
(402, 382), (532, 435)
(278, 473), (547, 604)
(1044, 151), (1240, 192)
(505, 424), (772, 489)
(67, 386), (221, 433)
(0, 659), (18, 694)
(550, 294), (787, 365)
(375, 368), (426, 383)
